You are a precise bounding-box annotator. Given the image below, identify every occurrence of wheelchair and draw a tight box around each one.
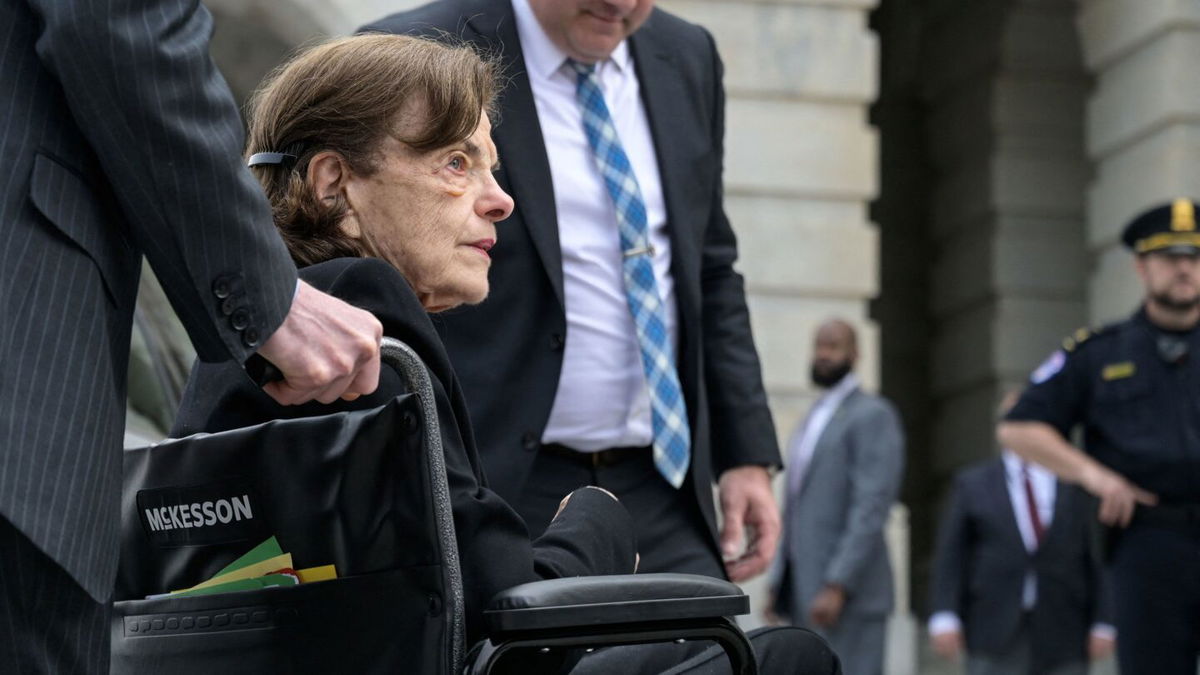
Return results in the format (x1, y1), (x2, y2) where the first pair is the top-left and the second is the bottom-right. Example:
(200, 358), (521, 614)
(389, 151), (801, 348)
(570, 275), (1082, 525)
(111, 338), (757, 674)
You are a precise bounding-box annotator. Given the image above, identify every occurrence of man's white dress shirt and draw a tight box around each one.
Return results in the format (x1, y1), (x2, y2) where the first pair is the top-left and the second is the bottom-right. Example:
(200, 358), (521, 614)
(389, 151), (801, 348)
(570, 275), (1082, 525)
(511, 0), (678, 452)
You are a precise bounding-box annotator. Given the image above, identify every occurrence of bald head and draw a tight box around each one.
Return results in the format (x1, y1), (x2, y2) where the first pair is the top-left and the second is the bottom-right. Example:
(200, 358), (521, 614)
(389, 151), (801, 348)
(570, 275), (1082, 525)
(810, 319), (858, 388)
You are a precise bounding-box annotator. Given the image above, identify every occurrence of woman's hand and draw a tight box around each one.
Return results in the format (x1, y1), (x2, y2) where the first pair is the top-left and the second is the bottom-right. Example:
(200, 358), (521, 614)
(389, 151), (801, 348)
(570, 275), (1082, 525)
(552, 487), (638, 571)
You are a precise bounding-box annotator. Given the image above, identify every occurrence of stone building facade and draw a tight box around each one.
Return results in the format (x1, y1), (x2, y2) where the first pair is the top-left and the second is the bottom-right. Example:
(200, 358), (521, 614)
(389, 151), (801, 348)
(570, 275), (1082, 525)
(190, 0), (1188, 671)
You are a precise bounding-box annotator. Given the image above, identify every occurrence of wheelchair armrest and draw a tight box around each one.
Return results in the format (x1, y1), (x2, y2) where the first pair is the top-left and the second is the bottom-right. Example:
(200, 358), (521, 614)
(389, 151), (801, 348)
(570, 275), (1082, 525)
(484, 573), (748, 633)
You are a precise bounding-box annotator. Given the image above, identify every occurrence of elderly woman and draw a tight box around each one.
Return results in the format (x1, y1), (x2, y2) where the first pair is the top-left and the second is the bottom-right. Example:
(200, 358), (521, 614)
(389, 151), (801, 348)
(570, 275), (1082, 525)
(173, 34), (836, 675)
(172, 32), (634, 645)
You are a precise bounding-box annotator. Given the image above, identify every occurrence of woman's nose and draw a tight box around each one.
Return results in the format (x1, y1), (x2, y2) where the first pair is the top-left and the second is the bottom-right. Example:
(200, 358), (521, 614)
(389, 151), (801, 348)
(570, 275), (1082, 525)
(480, 175), (514, 223)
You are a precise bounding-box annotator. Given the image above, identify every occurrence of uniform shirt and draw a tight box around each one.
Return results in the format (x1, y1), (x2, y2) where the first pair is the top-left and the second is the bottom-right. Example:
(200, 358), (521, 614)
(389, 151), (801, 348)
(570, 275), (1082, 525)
(511, 0), (678, 452)
(786, 372), (859, 495)
(1006, 307), (1200, 502)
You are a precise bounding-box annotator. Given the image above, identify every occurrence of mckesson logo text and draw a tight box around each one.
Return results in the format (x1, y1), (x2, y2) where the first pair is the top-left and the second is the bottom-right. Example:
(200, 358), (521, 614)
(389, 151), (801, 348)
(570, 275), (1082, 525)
(143, 495), (254, 532)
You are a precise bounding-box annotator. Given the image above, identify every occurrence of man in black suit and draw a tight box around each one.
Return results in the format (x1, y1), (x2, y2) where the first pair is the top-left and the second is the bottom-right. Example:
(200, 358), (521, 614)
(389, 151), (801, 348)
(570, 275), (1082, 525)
(928, 396), (1115, 675)
(363, 0), (781, 582)
(0, 1), (385, 671)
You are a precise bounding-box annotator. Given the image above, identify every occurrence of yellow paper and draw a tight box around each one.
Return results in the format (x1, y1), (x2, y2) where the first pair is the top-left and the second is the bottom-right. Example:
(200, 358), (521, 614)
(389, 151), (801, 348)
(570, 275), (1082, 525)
(295, 565), (338, 583)
(173, 552), (293, 593)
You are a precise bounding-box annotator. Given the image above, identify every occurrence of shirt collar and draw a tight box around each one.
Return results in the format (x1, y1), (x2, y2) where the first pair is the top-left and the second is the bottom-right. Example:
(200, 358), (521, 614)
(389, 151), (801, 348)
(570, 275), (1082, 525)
(1002, 450), (1051, 483)
(1001, 450), (1023, 479)
(511, 0), (632, 81)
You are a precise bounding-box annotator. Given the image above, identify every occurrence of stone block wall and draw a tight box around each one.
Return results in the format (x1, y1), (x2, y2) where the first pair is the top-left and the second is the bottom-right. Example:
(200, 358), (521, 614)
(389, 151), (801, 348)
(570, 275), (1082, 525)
(660, 0), (881, 454)
(1077, 0), (1200, 322)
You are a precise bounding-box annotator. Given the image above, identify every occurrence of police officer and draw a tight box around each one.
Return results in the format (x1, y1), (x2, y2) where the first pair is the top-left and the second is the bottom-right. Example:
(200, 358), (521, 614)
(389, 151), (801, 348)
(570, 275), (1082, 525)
(998, 198), (1200, 674)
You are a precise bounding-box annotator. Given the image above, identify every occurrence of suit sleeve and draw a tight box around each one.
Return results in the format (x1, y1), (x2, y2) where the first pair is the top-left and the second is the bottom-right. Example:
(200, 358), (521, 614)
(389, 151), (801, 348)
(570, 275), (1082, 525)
(823, 401), (905, 591)
(695, 27), (781, 474)
(26, 0), (296, 362)
(928, 474), (970, 617)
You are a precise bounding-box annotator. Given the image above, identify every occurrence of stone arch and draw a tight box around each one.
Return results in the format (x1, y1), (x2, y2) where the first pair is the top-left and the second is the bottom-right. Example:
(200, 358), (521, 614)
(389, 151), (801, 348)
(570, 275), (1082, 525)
(1075, 0), (1200, 322)
(872, 0), (1092, 621)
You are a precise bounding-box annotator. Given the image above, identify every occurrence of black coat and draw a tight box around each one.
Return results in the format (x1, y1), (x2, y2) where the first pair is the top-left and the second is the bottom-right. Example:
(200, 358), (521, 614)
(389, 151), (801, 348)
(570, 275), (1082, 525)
(361, 0), (781, 547)
(928, 459), (1114, 669)
(172, 257), (637, 644)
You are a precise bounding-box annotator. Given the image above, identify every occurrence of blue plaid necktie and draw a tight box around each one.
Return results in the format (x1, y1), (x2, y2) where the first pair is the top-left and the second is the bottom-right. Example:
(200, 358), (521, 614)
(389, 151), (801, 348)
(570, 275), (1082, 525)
(569, 60), (690, 488)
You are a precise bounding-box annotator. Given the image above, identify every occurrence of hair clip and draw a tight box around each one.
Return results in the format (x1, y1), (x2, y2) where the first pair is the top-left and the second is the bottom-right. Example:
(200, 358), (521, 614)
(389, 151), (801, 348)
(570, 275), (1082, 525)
(247, 151), (297, 168)
(247, 141), (308, 169)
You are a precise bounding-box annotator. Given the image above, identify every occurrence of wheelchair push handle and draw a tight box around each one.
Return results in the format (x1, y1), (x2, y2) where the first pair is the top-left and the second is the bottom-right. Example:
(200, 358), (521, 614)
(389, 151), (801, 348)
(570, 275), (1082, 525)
(248, 337), (409, 390)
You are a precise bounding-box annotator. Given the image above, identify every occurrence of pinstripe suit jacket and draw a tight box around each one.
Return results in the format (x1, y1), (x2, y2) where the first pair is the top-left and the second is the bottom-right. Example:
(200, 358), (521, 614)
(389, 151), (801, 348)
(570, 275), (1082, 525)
(0, 0), (296, 601)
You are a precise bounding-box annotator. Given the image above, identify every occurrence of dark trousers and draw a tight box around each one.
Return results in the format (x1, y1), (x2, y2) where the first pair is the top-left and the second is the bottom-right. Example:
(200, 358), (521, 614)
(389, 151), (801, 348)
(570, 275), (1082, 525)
(1110, 523), (1200, 675)
(517, 446), (724, 578)
(571, 626), (841, 674)
(0, 516), (109, 674)
(965, 615), (1086, 675)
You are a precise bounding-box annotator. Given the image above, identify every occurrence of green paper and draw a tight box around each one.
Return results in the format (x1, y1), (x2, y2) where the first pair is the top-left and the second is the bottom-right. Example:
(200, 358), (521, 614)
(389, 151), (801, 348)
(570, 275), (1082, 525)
(212, 537), (283, 579)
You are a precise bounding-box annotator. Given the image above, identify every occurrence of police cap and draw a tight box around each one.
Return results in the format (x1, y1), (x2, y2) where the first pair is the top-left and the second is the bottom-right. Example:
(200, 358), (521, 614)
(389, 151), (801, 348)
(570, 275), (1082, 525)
(1122, 198), (1200, 255)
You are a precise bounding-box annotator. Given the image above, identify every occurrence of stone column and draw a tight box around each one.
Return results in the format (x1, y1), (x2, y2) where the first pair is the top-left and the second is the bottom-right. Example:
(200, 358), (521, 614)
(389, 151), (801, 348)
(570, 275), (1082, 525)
(916, 0), (1090, 482)
(660, 0), (880, 446)
(875, 0), (1089, 627)
(659, 0), (892, 656)
(1077, 0), (1200, 322)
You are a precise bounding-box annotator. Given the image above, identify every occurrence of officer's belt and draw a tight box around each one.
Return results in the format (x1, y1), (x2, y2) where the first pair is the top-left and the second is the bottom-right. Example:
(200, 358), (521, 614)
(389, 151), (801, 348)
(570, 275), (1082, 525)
(1134, 502), (1200, 529)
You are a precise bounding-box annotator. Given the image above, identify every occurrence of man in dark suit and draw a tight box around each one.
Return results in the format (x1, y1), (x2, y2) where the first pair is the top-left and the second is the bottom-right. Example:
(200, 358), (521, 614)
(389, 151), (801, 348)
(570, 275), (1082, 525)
(363, 0), (781, 582)
(1, 1), (385, 671)
(928, 395), (1115, 675)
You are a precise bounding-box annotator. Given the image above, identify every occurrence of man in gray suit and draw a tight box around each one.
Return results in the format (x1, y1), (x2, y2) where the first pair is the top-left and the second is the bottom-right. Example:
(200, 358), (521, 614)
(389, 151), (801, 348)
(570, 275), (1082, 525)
(0, 1), (384, 671)
(768, 319), (905, 675)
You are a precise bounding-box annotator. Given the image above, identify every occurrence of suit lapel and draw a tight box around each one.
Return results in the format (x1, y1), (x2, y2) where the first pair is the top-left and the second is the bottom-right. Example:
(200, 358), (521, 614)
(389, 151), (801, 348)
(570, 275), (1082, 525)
(1040, 479), (1070, 548)
(628, 23), (701, 349)
(796, 390), (857, 497)
(990, 460), (1030, 554)
(462, 5), (565, 306)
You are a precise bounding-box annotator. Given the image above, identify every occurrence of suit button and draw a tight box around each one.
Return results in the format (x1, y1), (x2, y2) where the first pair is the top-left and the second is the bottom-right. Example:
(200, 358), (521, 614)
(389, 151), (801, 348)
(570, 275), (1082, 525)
(242, 327), (261, 348)
(521, 432), (538, 451)
(212, 277), (232, 299)
(231, 308), (250, 331)
(549, 332), (564, 351)
(221, 297), (237, 316)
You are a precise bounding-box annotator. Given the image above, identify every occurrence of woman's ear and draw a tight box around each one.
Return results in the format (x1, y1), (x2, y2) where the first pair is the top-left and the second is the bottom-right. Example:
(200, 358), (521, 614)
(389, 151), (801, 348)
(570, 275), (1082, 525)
(307, 151), (361, 238)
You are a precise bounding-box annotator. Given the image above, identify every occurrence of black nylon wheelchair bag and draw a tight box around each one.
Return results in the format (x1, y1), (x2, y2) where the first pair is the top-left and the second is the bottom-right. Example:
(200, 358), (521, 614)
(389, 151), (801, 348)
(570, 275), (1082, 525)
(112, 395), (456, 674)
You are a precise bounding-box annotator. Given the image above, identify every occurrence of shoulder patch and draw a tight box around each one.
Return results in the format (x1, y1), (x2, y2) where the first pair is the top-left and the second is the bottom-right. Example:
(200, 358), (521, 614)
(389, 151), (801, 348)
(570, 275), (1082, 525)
(1031, 349), (1067, 384)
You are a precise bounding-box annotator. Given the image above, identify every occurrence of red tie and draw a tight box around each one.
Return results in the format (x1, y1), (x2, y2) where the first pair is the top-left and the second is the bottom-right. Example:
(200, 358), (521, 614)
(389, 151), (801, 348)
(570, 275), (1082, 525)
(1022, 463), (1045, 546)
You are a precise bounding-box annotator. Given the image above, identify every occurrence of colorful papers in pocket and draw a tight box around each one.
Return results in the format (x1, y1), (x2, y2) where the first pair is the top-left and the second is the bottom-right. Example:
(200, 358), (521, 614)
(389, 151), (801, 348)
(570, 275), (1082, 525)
(165, 536), (337, 597)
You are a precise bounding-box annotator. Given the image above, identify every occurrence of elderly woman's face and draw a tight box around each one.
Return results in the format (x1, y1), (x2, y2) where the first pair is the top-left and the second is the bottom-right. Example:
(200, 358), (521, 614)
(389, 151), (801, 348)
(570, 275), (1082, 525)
(345, 113), (513, 311)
